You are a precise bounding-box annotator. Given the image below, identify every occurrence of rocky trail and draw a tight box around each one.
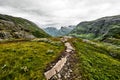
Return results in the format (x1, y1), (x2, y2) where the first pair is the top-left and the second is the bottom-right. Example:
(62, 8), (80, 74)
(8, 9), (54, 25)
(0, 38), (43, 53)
(44, 37), (76, 80)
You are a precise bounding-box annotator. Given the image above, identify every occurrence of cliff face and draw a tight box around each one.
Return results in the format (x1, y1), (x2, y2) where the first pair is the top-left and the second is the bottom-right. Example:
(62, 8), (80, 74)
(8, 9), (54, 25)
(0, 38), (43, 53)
(69, 15), (120, 40)
(0, 14), (50, 40)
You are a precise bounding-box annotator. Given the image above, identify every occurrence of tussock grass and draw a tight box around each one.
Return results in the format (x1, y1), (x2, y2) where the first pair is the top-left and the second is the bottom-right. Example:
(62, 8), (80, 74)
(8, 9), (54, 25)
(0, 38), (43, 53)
(0, 41), (64, 80)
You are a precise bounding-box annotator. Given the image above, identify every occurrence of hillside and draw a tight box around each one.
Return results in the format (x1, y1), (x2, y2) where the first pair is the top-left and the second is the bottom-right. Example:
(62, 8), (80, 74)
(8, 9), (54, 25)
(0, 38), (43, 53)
(72, 38), (120, 80)
(0, 14), (50, 40)
(69, 15), (120, 40)
(44, 26), (75, 36)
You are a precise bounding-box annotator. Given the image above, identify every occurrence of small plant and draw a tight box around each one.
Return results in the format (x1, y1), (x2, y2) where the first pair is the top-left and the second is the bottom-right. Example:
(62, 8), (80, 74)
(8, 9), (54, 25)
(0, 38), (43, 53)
(21, 66), (29, 72)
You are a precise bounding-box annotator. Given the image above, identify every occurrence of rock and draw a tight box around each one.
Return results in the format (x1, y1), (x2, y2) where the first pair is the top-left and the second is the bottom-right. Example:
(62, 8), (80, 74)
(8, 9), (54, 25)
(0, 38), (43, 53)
(0, 31), (12, 39)
(65, 42), (75, 51)
(57, 73), (61, 78)
(0, 38), (3, 41)
(69, 69), (73, 73)
(44, 68), (56, 80)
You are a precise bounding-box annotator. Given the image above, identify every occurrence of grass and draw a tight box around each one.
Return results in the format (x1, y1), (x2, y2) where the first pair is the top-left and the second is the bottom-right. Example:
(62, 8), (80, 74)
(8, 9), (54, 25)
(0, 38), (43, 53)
(69, 33), (95, 40)
(72, 39), (120, 80)
(81, 39), (120, 60)
(104, 38), (120, 46)
(0, 41), (64, 80)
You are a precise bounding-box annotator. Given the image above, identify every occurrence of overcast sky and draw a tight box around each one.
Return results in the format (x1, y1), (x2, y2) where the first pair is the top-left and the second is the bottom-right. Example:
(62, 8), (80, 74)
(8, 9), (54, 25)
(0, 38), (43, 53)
(0, 0), (120, 28)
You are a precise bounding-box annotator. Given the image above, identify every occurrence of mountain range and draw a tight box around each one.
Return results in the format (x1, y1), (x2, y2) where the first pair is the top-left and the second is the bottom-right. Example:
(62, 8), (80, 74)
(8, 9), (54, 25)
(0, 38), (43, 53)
(1, 13), (119, 41)
(44, 26), (75, 37)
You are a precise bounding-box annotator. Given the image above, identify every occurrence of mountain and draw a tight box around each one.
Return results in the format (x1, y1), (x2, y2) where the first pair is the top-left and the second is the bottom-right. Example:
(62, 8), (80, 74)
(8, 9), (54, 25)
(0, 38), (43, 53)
(44, 26), (75, 37)
(59, 26), (75, 36)
(44, 27), (59, 36)
(0, 14), (50, 40)
(69, 15), (120, 40)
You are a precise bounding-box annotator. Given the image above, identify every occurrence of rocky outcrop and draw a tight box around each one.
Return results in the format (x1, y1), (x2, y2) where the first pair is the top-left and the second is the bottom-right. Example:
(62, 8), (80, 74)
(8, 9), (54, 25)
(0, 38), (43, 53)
(0, 31), (12, 39)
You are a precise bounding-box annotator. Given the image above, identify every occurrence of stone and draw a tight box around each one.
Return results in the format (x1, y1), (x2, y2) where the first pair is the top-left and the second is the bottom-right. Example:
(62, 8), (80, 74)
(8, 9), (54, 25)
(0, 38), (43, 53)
(44, 37), (75, 80)
(44, 68), (56, 80)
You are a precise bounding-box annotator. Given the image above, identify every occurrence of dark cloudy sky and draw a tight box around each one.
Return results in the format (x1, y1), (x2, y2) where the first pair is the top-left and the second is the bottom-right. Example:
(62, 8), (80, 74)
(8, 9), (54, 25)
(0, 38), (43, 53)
(0, 0), (120, 28)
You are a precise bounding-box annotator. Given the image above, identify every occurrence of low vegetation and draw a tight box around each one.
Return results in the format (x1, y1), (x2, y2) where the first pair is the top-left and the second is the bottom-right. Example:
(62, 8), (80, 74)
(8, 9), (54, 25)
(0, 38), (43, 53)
(104, 38), (120, 46)
(72, 39), (120, 80)
(69, 33), (95, 39)
(0, 40), (64, 80)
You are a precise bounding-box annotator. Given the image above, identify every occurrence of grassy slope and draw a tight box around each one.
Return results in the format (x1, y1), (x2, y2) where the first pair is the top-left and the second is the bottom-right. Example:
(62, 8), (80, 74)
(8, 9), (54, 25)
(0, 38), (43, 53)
(0, 40), (64, 80)
(72, 39), (120, 80)
(69, 15), (120, 40)
(103, 38), (120, 46)
(0, 14), (50, 38)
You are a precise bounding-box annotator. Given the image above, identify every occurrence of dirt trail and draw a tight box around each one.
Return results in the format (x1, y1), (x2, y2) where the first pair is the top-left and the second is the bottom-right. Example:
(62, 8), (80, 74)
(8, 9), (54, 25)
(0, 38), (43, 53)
(44, 36), (75, 80)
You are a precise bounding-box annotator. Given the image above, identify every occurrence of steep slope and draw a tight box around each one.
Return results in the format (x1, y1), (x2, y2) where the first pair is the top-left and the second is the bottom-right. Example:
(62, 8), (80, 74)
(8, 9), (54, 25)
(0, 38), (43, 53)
(69, 15), (120, 40)
(44, 26), (75, 37)
(44, 27), (59, 36)
(0, 14), (50, 40)
(59, 26), (75, 36)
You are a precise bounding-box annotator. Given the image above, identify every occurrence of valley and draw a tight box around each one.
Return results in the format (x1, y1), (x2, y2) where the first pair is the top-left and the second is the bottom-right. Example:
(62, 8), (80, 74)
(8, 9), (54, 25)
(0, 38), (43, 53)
(0, 14), (120, 80)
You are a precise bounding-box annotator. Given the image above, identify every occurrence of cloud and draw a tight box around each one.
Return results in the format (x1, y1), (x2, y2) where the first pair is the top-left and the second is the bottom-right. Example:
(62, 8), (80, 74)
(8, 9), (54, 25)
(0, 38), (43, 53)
(0, 0), (120, 28)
